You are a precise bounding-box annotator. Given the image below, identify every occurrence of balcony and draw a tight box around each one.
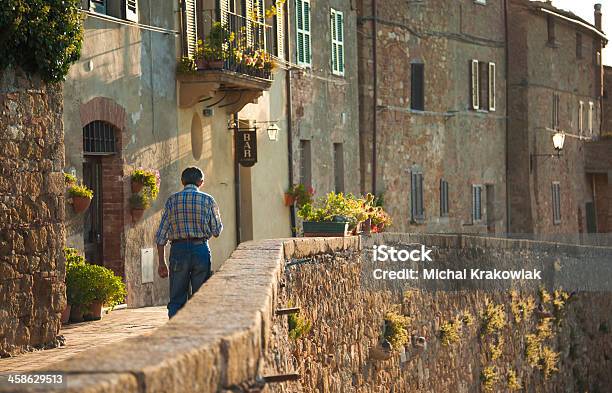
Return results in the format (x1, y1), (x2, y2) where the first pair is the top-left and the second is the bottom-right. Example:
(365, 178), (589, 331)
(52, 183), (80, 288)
(177, 7), (276, 110)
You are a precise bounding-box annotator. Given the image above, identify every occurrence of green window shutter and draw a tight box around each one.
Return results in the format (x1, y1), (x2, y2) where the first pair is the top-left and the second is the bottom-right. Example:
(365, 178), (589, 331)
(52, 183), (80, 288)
(296, 0), (311, 66)
(337, 12), (344, 73)
(331, 9), (344, 75)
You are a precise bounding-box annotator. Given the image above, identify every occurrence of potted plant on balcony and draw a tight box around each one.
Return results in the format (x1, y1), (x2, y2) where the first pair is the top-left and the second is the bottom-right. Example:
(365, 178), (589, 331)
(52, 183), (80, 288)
(201, 22), (234, 70)
(130, 168), (160, 197)
(298, 192), (359, 237)
(68, 183), (94, 214)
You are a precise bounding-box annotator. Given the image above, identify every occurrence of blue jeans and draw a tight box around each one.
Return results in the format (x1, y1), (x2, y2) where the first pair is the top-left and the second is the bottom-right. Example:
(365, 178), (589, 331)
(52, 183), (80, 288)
(167, 241), (212, 318)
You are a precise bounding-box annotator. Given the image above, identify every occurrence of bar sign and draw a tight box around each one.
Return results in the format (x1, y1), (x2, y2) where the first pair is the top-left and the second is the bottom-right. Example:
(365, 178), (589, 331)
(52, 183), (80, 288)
(237, 129), (257, 167)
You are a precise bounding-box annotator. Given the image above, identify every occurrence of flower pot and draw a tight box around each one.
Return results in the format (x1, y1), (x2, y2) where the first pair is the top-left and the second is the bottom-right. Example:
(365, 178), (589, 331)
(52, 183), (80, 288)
(303, 221), (349, 237)
(84, 302), (103, 321)
(195, 58), (207, 70)
(69, 305), (84, 323)
(284, 193), (295, 206)
(72, 196), (91, 213)
(61, 304), (71, 324)
(207, 59), (224, 70)
(131, 208), (145, 222)
(131, 181), (144, 194)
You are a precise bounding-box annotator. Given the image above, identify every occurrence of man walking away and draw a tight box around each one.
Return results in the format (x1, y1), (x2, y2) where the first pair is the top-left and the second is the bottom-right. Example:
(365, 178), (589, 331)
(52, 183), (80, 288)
(155, 167), (223, 318)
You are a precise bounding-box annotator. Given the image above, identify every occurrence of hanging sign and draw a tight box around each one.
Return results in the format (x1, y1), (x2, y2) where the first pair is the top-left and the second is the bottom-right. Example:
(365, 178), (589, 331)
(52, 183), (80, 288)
(237, 129), (257, 167)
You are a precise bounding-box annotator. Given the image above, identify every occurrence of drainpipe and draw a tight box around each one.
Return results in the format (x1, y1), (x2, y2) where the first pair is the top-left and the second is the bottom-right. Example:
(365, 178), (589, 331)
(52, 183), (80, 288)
(371, 0), (378, 195)
(284, 3), (297, 236)
(503, 0), (510, 236)
(233, 113), (241, 245)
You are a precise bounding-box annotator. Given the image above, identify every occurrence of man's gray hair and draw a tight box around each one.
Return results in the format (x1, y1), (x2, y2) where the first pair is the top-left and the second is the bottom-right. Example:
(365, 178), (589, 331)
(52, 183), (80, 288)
(181, 166), (204, 185)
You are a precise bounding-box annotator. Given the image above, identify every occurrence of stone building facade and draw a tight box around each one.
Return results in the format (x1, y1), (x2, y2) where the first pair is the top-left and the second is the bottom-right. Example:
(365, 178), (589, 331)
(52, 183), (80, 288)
(507, 0), (607, 237)
(0, 68), (66, 356)
(288, 0), (361, 197)
(63, 0), (291, 307)
(357, 0), (508, 234)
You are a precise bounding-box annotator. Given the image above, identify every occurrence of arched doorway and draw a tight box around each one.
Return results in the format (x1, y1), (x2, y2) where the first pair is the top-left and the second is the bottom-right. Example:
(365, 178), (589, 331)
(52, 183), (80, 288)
(82, 120), (125, 277)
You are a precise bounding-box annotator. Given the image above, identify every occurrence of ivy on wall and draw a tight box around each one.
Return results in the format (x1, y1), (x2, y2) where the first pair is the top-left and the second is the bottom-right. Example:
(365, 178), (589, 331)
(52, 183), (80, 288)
(0, 0), (83, 82)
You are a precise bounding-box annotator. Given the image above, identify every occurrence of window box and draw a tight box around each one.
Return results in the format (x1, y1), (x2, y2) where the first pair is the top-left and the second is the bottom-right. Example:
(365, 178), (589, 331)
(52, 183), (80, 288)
(303, 221), (350, 237)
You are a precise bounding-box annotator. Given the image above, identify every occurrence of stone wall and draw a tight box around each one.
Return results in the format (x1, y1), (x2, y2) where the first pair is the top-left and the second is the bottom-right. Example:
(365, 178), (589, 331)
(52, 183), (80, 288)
(5, 234), (610, 392)
(0, 68), (66, 356)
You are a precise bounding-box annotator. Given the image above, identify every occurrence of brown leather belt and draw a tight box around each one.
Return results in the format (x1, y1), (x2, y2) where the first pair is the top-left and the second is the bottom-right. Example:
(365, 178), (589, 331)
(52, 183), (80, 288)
(171, 238), (206, 244)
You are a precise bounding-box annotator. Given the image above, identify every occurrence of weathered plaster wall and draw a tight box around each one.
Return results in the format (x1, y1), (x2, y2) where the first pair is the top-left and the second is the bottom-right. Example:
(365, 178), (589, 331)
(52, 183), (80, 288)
(0, 68), (66, 356)
(507, 0), (604, 235)
(289, 0), (361, 196)
(358, 0), (507, 234)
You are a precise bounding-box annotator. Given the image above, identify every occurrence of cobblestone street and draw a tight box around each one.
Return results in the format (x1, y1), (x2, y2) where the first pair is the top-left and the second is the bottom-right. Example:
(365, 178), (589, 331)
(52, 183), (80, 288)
(0, 306), (167, 373)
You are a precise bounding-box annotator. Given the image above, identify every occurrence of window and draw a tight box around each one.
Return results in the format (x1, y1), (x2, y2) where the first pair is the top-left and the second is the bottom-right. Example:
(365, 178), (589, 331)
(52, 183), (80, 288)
(440, 179), (449, 217)
(579, 101), (584, 135)
(411, 167), (424, 223)
(86, 0), (137, 22)
(83, 121), (117, 154)
(333, 143), (344, 192)
(89, 0), (107, 14)
(470, 59), (479, 110)
(472, 185), (483, 223)
(411, 63), (425, 111)
(576, 33), (583, 58)
(547, 15), (555, 45)
(330, 9), (344, 75)
(299, 140), (312, 187)
(552, 93), (560, 130)
(552, 182), (561, 224)
(296, 0), (311, 66)
(474, 0), (486, 4)
(478, 61), (488, 109)
(588, 101), (594, 135)
(488, 62), (496, 111)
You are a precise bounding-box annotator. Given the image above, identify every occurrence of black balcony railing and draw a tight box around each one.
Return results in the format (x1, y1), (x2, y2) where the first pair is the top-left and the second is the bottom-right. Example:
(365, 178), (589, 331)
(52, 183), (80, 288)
(184, 8), (275, 81)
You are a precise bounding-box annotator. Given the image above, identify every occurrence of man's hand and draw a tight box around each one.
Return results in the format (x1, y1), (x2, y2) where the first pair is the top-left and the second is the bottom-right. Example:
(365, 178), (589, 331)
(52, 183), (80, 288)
(158, 262), (169, 278)
(157, 244), (168, 278)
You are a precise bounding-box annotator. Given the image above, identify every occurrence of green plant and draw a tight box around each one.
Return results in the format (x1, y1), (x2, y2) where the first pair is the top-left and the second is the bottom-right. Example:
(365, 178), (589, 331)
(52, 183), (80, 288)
(177, 56), (196, 73)
(539, 346), (559, 379)
(0, 0), (83, 82)
(488, 336), (504, 360)
(286, 184), (315, 206)
(64, 172), (77, 185)
(511, 291), (535, 324)
(200, 22), (234, 61)
(87, 263), (127, 308)
(287, 302), (311, 340)
(536, 317), (554, 340)
(552, 289), (570, 320)
(131, 168), (160, 200)
(539, 287), (551, 304)
(68, 183), (93, 199)
(130, 193), (151, 209)
(525, 333), (541, 367)
(440, 318), (462, 346)
(383, 310), (411, 350)
(480, 366), (498, 392)
(481, 299), (506, 336)
(506, 369), (522, 390)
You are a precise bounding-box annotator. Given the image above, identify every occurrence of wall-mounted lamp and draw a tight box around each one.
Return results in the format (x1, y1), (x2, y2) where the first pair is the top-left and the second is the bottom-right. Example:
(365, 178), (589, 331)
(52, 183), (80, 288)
(530, 131), (565, 172)
(266, 123), (280, 141)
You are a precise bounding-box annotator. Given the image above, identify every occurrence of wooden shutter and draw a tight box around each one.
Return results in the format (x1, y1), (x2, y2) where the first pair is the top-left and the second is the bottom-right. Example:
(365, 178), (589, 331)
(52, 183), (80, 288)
(246, 0), (254, 48)
(275, 1), (284, 58)
(336, 11), (344, 74)
(304, 0), (311, 64)
(330, 10), (337, 72)
(296, 0), (311, 66)
(471, 60), (479, 110)
(125, 0), (138, 21)
(219, 0), (229, 26)
(488, 62), (496, 111)
(184, 0), (197, 58)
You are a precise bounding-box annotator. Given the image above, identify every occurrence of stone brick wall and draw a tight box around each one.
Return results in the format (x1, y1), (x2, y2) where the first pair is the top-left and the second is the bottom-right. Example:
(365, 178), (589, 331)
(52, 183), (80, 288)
(507, 0), (605, 235)
(9, 234), (610, 393)
(0, 67), (66, 356)
(357, 0), (507, 234)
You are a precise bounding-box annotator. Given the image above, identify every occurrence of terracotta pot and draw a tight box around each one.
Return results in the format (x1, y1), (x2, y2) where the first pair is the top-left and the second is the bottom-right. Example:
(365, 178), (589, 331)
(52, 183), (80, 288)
(195, 58), (206, 70)
(284, 193), (295, 206)
(72, 196), (91, 214)
(131, 181), (144, 194)
(207, 59), (224, 70)
(61, 304), (71, 324)
(131, 208), (145, 222)
(69, 305), (84, 323)
(85, 302), (103, 321)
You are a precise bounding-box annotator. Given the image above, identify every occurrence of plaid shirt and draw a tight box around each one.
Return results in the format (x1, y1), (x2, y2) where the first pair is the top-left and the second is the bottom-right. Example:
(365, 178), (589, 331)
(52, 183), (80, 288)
(155, 185), (223, 245)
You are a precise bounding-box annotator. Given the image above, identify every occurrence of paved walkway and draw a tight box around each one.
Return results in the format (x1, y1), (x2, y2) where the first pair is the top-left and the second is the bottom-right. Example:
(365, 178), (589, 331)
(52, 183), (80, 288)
(0, 306), (167, 373)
